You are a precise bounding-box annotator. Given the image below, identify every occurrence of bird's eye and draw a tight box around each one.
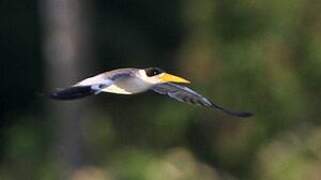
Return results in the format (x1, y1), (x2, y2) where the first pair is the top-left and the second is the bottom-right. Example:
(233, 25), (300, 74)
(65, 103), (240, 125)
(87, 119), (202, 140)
(145, 67), (163, 77)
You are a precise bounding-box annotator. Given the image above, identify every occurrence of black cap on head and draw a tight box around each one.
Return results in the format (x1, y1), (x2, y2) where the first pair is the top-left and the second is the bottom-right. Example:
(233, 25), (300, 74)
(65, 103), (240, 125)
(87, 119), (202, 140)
(144, 67), (164, 77)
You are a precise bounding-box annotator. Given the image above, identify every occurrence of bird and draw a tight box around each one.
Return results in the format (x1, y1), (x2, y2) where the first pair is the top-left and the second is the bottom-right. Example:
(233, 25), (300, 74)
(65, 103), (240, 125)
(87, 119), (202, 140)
(49, 67), (253, 118)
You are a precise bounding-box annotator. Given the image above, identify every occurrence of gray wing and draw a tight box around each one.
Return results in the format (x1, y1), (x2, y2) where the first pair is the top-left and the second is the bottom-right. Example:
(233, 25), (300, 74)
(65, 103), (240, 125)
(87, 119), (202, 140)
(152, 83), (253, 118)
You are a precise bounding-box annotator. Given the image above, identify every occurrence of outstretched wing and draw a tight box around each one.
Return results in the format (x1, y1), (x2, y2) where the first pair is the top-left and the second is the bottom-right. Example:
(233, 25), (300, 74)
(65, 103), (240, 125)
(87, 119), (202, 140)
(49, 81), (114, 100)
(49, 74), (116, 100)
(151, 83), (253, 118)
(50, 71), (135, 100)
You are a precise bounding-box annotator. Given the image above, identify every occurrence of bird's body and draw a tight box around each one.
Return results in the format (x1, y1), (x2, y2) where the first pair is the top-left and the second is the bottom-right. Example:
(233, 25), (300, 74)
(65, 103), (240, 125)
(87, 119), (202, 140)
(75, 68), (167, 94)
(50, 67), (253, 118)
(76, 68), (149, 94)
(102, 69), (153, 94)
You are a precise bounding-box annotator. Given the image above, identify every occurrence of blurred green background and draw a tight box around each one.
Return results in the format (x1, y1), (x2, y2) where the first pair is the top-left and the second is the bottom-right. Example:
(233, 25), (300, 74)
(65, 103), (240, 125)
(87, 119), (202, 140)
(1, 0), (321, 179)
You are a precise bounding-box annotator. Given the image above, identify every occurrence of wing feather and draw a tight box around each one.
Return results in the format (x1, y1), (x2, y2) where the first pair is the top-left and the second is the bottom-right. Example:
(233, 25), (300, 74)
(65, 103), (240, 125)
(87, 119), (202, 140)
(50, 73), (117, 100)
(152, 83), (253, 118)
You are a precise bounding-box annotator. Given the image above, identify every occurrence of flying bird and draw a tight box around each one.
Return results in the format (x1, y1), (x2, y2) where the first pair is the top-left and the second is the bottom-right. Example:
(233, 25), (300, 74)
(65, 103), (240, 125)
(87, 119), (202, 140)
(50, 67), (253, 118)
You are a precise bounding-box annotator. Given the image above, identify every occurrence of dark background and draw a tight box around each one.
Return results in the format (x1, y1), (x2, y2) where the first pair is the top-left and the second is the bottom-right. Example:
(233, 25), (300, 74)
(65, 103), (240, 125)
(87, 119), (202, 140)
(1, 0), (321, 179)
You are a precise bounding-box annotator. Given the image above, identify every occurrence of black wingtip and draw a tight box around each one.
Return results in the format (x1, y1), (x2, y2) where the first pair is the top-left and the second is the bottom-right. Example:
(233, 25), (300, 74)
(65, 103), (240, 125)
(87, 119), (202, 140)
(49, 86), (96, 100)
(232, 111), (253, 118)
(209, 102), (253, 118)
(217, 108), (253, 118)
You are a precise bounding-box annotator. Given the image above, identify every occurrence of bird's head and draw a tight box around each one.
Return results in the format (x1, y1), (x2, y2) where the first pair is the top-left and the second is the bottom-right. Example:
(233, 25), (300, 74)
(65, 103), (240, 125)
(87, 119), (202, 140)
(138, 67), (190, 84)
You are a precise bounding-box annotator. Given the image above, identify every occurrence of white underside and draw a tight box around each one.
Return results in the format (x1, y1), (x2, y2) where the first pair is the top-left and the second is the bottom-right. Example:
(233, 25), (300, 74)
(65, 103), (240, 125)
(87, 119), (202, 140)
(101, 84), (132, 94)
(102, 77), (153, 94)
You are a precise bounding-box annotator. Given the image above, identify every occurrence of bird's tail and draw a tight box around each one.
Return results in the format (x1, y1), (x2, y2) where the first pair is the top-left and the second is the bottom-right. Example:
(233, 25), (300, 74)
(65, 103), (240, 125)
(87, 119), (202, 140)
(49, 86), (96, 100)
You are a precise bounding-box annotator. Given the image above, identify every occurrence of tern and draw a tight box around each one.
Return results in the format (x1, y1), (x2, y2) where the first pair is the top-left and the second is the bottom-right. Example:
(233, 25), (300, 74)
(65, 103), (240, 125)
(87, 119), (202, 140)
(50, 67), (253, 117)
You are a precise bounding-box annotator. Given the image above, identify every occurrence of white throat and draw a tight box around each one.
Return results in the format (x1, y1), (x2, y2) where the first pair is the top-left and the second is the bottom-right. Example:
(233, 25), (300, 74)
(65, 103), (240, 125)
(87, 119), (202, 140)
(136, 69), (161, 85)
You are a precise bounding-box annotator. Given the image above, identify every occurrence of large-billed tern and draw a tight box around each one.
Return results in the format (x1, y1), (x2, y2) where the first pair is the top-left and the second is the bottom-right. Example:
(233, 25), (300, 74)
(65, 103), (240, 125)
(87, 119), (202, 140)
(50, 67), (253, 117)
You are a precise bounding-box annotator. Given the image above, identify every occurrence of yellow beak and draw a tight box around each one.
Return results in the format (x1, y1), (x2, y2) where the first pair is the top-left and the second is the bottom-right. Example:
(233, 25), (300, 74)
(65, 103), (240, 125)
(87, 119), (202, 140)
(159, 73), (191, 84)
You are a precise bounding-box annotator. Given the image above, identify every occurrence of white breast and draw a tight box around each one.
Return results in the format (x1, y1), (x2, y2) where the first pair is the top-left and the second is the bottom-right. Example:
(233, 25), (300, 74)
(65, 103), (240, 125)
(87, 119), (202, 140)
(102, 77), (153, 95)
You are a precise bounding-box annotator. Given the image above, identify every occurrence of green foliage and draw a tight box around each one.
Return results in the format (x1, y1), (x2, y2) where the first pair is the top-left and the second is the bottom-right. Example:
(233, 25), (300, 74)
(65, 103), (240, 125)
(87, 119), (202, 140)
(1, 0), (321, 179)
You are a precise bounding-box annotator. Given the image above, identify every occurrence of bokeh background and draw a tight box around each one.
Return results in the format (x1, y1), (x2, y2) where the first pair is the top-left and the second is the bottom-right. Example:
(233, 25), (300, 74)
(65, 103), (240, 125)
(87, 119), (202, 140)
(1, 0), (321, 179)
